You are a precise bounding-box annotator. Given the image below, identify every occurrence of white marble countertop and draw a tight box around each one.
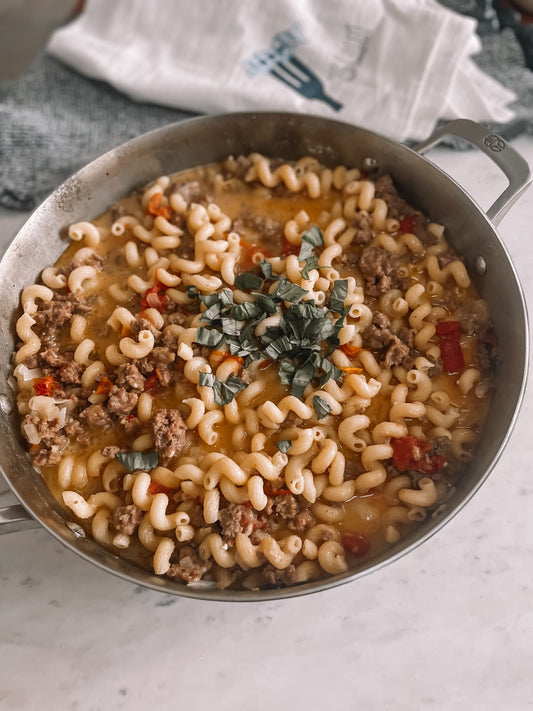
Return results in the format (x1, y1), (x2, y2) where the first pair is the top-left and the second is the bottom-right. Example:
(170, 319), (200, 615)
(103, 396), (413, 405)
(1, 136), (533, 711)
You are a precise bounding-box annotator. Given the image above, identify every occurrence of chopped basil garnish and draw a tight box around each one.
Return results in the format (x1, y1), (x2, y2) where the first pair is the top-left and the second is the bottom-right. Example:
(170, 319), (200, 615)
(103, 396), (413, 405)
(220, 318), (243, 337)
(199, 371), (248, 406)
(312, 354), (343, 384)
(259, 259), (273, 279)
(301, 255), (319, 280)
(116, 451), (159, 472)
(313, 395), (332, 419)
(291, 361), (316, 398)
(278, 359), (297, 385)
(277, 439), (292, 454)
(218, 289), (234, 306)
(232, 301), (264, 321)
(235, 272), (263, 290)
(195, 327), (225, 348)
(330, 279), (349, 315)
(274, 277), (308, 303)
(189, 224), (349, 400)
(299, 226), (324, 260)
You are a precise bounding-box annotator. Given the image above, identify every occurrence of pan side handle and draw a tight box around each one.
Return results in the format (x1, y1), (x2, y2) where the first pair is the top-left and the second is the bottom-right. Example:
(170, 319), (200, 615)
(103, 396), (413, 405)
(413, 119), (532, 226)
(0, 504), (39, 535)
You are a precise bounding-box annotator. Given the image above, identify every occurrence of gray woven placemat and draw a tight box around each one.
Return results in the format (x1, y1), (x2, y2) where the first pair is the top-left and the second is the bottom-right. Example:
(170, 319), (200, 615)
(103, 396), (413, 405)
(1, 0), (532, 211)
(0, 54), (195, 210)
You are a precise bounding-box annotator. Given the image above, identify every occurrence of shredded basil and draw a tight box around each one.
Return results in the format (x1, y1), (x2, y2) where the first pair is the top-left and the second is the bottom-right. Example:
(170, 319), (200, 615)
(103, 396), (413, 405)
(313, 395), (332, 420)
(199, 371), (247, 406)
(199, 293), (220, 308)
(301, 255), (319, 280)
(195, 327), (225, 348)
(231, 301), (264, 321)
(201, 302), (222, 322)
(274, 277), (308, 303)
(115, 451), (159, 472)
(312, 353), (343, 384)
(278, 359), (297, 385)
(234, 272), (263, 290)
(259, 259), (273, 280)
(291, 361), (316, 398)
(188, 224), (348, 401)
(330, 279), (349, 314)
(299, 226), (324, 260)
(277, 439), (292, 454)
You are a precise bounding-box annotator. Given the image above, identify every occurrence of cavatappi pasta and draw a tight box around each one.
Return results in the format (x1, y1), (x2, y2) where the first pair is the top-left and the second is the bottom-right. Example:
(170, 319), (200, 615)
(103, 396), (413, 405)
(12, 154), (496, 590)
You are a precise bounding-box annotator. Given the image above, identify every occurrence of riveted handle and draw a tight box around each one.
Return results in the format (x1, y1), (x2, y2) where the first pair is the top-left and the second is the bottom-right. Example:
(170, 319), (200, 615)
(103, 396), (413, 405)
(414, 119), (532, 225)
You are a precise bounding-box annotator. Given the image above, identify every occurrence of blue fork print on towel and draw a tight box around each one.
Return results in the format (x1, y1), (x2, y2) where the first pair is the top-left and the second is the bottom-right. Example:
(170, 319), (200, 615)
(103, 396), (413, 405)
(245, 25), (343, 112)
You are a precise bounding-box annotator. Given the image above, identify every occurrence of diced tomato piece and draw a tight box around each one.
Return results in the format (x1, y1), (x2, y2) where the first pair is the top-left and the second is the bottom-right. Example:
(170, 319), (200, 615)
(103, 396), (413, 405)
(148, 480), (175, 496)
(140, 281), (168, 312)
(341, 533), (371, 558)
(267, 487), (292, 497)
(33, 376), (56, 396)
(95, 376), (113, 395)
(435, 320), (465, 374)
(280, 239), (301, 257)
(438, 337), (465, 374)
(143, 373), (159, 393)
(146, 192), (171, 220)
(391, 436), (446, 474)
(398, 214), (417, 234)
(339, 344), (362, 358)
(435, 320), (460, 338)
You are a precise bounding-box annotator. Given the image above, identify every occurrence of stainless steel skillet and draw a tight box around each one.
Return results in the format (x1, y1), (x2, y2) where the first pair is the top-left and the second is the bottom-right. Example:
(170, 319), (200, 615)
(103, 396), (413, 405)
(0, 113), (530, 600)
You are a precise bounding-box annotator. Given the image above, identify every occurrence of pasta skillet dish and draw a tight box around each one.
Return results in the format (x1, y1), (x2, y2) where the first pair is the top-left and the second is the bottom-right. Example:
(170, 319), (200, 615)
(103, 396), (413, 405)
(12, 154), (496, 590)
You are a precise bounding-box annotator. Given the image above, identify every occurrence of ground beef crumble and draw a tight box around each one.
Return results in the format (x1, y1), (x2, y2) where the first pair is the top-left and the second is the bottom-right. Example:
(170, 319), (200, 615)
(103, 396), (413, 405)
(166, 546), (212, 583)
(358, 245), (399, 297)
(111, 505), (143, 535)
(151, 408), (187, 463)
(259, 564), (297, 588)
(362, 312), (413, 368)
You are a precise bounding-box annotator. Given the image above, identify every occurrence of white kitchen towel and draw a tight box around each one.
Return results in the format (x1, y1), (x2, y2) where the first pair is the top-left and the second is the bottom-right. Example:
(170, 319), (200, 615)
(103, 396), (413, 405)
(47, 0), (516, 143)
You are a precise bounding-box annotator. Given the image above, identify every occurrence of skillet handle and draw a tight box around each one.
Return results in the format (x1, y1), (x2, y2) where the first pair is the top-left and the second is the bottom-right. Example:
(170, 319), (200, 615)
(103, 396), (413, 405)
(413, 118), (532, 226)
(0, 504), (39, 535)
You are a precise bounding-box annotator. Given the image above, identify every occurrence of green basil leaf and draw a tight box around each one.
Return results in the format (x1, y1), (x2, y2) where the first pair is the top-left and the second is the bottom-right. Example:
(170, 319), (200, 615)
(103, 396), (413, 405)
(259, 259), (273, 280)
(301, 254), (319, 280)
(220, 318), (243, 337)
(186, 285), (199, 300)
(219, 289), (234, 306)
(277, 439), (292, 454)
(115, 451), (159, 472)
(201, 302), (222, 322)
(299, 226), (324, 261)
(291, 360), (316, 398)
(235, 272), (263, 290)
(199, 371), (247, 406)
(311, 354), (343, 384)
(195, 327), (225, 348)
(199, 372), (216, 389)
(252, 292), (278, 315)
(312, 395), (332, 420)
(199, 293), (219, 307)
(263, 335), (293, 360)
(217, 375), (248, 405)
(330, 279), (349, 314)
(274, 277), (308, 303)
(232, 301), (263, 321)
(278, 359), (296, 385)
